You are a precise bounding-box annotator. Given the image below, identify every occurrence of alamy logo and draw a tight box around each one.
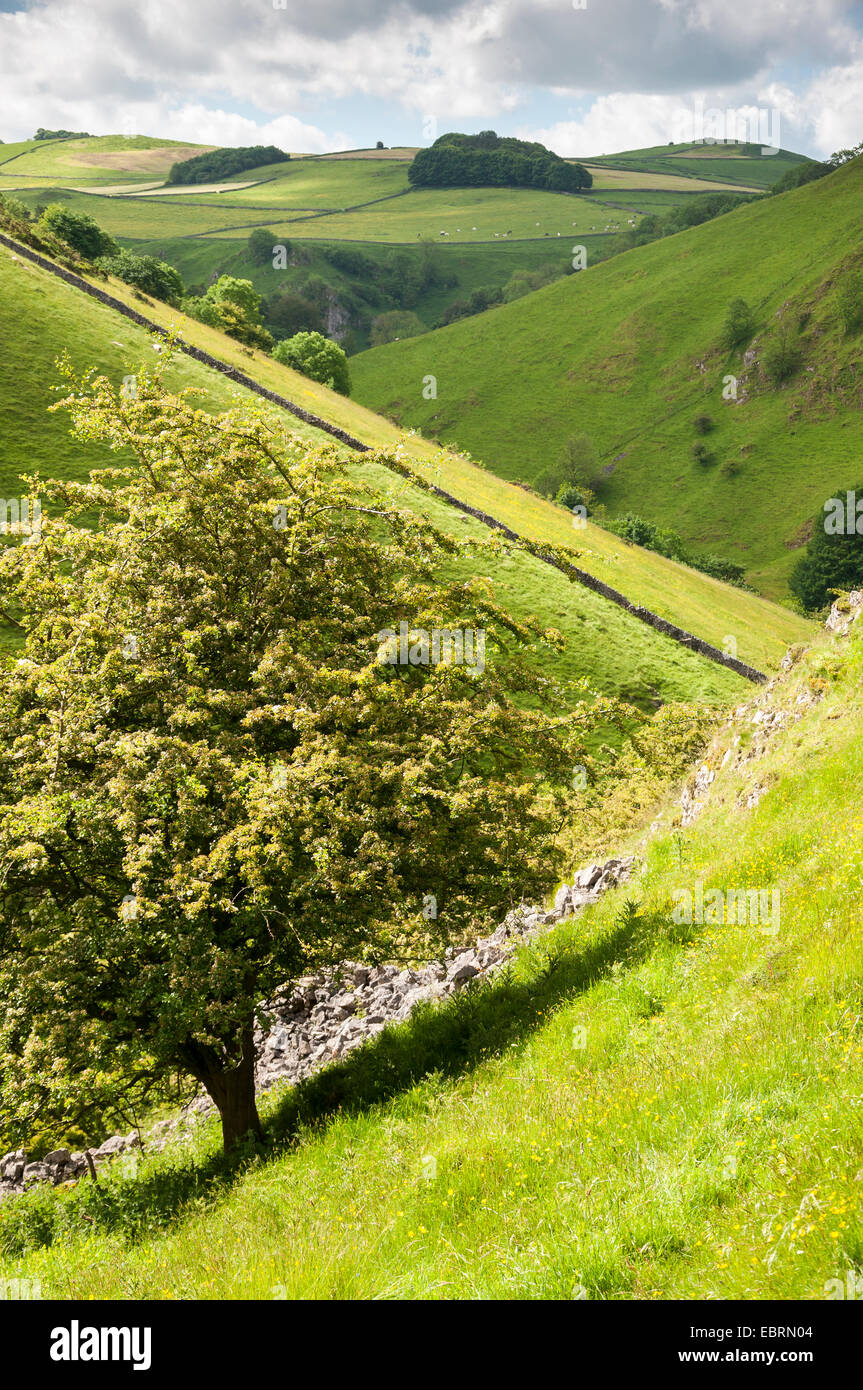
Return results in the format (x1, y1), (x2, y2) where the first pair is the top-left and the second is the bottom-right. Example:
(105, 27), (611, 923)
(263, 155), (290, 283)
(823, 492), (863, 535)
(0, 497), (41, 543)
(672, 881), (780, 935)
(671, 101), (780, 154)
(376, 621), (485, 675)
(50, 1321), (152, 1371)
(824, 1271), (863, 1299)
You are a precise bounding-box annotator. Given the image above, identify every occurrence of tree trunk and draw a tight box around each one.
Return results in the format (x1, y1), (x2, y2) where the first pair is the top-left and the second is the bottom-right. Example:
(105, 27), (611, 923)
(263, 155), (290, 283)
(180, 1021), (264, 1155)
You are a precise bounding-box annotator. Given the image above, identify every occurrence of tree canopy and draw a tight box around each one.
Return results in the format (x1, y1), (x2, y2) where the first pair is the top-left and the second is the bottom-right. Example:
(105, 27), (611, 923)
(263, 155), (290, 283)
(0, 347), (622, 1153)
(409, 131), (592, 193)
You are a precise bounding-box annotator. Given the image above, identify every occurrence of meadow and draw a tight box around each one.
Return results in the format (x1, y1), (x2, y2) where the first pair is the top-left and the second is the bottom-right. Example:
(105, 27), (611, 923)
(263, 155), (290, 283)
(2, 613), (860, 1300)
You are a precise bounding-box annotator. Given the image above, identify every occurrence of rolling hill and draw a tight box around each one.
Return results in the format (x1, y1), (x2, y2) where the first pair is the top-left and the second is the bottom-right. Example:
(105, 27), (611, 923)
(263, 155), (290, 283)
(349, 154), (863, 599)
(0, 233), (811, 708)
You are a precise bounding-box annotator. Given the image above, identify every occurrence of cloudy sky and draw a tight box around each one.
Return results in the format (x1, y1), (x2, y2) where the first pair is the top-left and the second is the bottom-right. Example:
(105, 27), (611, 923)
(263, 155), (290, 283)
(1, 0), (862, 158)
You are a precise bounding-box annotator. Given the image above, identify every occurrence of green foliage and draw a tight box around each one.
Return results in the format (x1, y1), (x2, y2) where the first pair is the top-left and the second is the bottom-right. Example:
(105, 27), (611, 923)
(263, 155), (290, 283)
(763, 322), (803, 384)
(769, 160), (830, 195)
(606, 513), (747, 587)
(271, 330), (350, 394)
(721, 297), (755, 351)
(166, 145), (289, 186)
(247, 228), (287, 266)
(608, 191), (757, 257)
(789, 485), (863, 610)
(370, 310), (426, 346)
(182, 275), (273, 350)
(263, 289), (322, 341)
(33, 128), (92, 141)
(37, 203), (118, 260)
(691, 441), (714, 465)
(97, 249), (184, 307)
(693, 414), (714, 435)
(0, 348), (616, 1153)
(837, 269), (863, 334)
(409, 131), (592, 194)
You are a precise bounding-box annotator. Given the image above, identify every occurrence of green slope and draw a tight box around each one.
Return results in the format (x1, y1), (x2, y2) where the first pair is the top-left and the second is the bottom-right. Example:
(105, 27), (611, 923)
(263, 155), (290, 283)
(350, 156), (863, 598)
(3, 604), (861, 1299)
(0, 239), (812, 687)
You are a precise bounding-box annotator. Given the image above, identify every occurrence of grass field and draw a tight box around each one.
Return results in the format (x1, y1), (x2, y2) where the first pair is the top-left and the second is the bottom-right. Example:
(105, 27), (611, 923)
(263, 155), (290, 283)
(0, 135), (213, 185)
(2, 613), (859, 1300)
(350, 156), (863, 599)
(0, 238), (811, 687)
(586, 142), (808, 191)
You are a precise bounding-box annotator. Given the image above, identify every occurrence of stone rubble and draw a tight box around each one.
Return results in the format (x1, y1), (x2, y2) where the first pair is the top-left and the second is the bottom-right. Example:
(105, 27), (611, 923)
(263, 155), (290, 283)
(0, 856), (635, 1200)
(680, 592), (862, 826)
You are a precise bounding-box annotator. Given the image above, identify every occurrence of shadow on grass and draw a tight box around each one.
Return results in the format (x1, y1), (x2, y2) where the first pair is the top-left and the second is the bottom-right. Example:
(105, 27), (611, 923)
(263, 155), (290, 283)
(0, 897), (656, 1258)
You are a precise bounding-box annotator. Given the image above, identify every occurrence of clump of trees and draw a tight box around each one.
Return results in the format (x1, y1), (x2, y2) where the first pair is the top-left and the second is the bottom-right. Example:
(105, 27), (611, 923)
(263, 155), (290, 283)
(790, 484), (863, 611)
(409, 131), (591, 193)
(0, 348), (608, 1153)
(182, 275), (274, 350)
(609, 191), (756, 257)
(272, 329), (350, 394)
(97, 249), (185, 306)
(605, 513), (748, 586)
(166, 145), (289, 186)
(33, 128), (92, 141)
(37, 202), (118, 260)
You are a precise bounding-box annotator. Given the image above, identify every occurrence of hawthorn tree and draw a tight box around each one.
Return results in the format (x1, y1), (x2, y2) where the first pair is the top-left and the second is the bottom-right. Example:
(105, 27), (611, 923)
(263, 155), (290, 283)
(0, 348), (622, 1154)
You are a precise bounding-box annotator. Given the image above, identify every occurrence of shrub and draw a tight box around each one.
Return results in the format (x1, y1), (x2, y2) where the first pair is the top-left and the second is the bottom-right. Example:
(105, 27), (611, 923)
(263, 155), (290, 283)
(271, 330), (350, 395)
(264, 290), (322, 340)
(248, 228), (287, 266)
(182, 275), (273, 350)
(37, 203), (118, 260)
(763, 323), (802, 384)
(693, 414), (714, 435)
(789, 484), (863, 611)
(691, 442), (714, 465)
(837, 270), (863, 334)
(721, 298), (755, 351)
(98, 250), (184, 307)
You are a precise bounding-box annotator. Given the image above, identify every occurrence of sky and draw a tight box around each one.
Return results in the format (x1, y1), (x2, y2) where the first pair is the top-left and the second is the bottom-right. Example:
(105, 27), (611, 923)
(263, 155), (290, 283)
(1, 0), (862, 159)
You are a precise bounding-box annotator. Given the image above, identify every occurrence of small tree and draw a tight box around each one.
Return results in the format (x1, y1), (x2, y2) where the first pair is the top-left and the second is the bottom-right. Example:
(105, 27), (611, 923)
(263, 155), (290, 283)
(272, 330), (351, 395)
(0, 349), (618, 1154)
(693, 414), (714, 435)
(98, 249), (185, 307)
(837, 270), (863, 334)
(763, 322), (802, 384)
(182, 275), (274, 350)
(247, 228), (284, 266)
(37, 203), (118, 261)
(790, 485), (863, 610)
(721, 297), (755, 351)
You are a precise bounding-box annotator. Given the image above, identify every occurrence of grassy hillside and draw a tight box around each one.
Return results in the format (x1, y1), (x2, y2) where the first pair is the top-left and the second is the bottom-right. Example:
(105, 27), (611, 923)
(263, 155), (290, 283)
(0, 239), (811, 682)
(586, 141), (808, 190)
(0, 135), (213, 187)
(3, 604), (860, 1299)
(350, 156), (863, 598)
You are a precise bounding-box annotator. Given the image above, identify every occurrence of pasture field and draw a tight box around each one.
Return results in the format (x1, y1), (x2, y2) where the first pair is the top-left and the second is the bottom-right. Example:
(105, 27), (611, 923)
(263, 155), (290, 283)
(581, 163), (760, 193)
(586, 142), (807, 191)
(0, 134), (213, 184)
